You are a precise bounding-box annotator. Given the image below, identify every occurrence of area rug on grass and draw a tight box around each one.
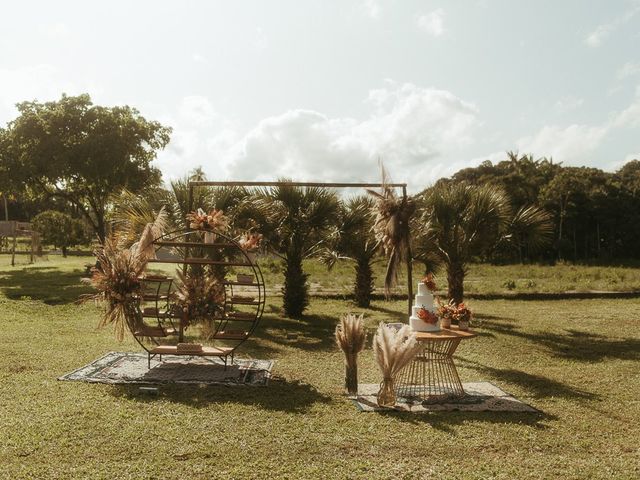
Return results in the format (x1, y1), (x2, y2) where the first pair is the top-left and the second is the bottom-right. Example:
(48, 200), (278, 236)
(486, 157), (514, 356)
(59, 352), (273, 386)
(353, 382), (538, 413)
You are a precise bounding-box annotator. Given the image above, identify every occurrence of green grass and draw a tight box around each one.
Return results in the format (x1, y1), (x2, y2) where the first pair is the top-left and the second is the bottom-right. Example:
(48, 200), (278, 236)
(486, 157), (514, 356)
(1, 257), (640, 478)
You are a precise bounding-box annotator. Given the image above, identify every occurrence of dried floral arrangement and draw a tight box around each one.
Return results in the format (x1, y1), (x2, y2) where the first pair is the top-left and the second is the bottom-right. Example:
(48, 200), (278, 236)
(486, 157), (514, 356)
(335, 313), (367, 396)
(367, 164), (415, 298)
(186, 208), (230, 231)
(82, 210), (167, 341)
(373, 323), (421, 407)
(421, 273), (437, 292)
(437, 301), (473, 324)
(238, 232), (263, 251)
(174, 269), (225, 325)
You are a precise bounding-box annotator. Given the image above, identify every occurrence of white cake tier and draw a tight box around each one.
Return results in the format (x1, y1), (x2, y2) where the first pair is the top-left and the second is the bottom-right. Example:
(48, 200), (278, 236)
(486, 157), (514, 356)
(410, 316), (441, 332)
(414, 294), (434, 309)
(417, 283), (430, 296)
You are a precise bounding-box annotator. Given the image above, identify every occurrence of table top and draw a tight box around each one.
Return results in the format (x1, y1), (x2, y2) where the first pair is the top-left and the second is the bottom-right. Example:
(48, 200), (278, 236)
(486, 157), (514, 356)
(413, 325), (477, 341)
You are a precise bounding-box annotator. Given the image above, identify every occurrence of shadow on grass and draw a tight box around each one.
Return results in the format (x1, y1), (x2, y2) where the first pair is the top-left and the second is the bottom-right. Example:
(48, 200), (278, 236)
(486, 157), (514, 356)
(0, 264), (91, 304)
(378, 409), (555, 433)
(481, 320), (640, 362)
(110, 376), (331, 413)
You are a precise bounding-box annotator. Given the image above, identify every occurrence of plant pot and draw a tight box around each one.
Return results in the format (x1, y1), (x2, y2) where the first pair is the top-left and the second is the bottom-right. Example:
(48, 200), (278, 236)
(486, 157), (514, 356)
(458, 320), (470, 331)
(237, 273), (255, 284)
(440, 317), (452, 329)
(377, 378), (396, 407)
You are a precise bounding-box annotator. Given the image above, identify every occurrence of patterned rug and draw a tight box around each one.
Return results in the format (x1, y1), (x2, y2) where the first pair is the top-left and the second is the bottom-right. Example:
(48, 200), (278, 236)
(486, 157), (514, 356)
(353, 382), (538, 412)
(59, 352), (273, 386)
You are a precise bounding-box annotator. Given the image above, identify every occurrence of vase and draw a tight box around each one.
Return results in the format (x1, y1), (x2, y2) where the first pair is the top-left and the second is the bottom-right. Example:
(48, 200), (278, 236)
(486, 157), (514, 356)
(377, 377), (396, 407)
(245, 251), (256, 264)
(441, 317), (452, 329)
(458, 320), (470, 331)
(204, 231), (216, 244)
(344, 353), (359, 397)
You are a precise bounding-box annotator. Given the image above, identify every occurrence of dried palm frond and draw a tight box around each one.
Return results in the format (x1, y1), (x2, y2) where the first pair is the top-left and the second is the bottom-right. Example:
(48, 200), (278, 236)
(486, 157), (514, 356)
(367, 163), (415, 298)
(81, 235), (148, 341)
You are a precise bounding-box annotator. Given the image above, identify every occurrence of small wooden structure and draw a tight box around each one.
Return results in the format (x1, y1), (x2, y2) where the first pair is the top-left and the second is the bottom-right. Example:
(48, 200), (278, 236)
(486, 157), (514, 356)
(0, 221), (41, 266)
(187, 180), (414, 314)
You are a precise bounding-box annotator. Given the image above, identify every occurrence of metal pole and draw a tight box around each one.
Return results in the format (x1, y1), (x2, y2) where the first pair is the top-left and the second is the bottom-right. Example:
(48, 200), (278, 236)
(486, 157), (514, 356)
(403, 185), (413, 316)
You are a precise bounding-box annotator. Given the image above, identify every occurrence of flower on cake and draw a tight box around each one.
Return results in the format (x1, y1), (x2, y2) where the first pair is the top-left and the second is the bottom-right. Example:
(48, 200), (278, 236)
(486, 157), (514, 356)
(421, 273), (437, 292)
(417, 306), (439, 325)
(186, 208), (230, 231)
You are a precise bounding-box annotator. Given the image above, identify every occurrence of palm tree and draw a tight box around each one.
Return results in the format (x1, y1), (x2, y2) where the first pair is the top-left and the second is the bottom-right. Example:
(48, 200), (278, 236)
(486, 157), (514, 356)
(254, 181), (339, 318)
(322, 196), (378, 307)
(416, 182), (552, 304)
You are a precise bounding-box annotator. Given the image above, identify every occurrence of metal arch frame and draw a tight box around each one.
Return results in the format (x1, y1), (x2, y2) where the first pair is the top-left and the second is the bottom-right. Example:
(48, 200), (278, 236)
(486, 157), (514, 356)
(130, 227), (267, 356)
(187, 180), (414, 315)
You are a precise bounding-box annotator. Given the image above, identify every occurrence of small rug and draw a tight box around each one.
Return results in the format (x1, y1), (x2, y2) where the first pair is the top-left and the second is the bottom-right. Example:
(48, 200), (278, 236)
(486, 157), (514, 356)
(59, 352), (273, 386)
(353, 382), (538, 413)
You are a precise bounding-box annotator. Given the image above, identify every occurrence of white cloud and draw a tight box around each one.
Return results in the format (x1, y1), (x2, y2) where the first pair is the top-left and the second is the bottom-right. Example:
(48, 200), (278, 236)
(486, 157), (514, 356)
(191, 53), (208, 64)
(417, 9), (446, 37)
(617, 61), (640, 80)
(554, 96), (584, 114)
(517, 124), (608, 163)
(584, 5), (640, 47)
(363, 0), (381, 19)
(156, 82), (480, 190)
(518, 83), (640, 162)
(255, 27), (268, 51)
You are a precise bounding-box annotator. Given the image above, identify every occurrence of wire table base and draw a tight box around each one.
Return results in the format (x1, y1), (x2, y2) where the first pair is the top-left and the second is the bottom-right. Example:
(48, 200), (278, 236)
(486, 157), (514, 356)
(395, 327), (476, 403)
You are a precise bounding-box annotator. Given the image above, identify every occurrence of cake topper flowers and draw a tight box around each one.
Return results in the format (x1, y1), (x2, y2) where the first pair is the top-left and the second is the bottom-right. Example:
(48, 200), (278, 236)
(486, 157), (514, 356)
(421, 273), (437, 292)
(186, 208), (230, 231)
(417, 306), (438, 325)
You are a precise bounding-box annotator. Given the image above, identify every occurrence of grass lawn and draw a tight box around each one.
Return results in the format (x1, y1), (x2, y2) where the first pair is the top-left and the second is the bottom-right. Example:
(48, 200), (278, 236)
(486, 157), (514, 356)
(1, 256), (639, 479)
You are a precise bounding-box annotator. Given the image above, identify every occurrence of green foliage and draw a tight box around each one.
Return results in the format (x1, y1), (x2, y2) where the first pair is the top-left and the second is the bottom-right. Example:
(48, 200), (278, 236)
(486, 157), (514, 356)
(32, 210), (87, 256)
(253, 181), (339, 317)
(2, 94), (170, 240)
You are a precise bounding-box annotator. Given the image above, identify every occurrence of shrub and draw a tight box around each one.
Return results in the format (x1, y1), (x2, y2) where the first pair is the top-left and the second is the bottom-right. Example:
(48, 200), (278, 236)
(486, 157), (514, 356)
(32, 210), (86, 256)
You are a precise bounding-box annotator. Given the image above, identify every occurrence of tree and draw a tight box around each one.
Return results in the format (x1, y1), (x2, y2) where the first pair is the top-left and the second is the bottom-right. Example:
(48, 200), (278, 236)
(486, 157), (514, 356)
(3, 94), (171, 242)
(322, 196), (378, 307)
(254, 182), (339, 318)
(416, 182), (553, 304)
(32, 210), (87, 256)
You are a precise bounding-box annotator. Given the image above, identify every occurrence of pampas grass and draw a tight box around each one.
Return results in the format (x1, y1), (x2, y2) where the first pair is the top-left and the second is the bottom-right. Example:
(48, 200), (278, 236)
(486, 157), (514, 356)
(335, 313), (366, 395)
(372, 323), (421, 406)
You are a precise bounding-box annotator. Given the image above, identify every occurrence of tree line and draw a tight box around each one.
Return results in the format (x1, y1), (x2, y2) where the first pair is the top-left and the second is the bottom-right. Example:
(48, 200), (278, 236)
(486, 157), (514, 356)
(0, 94), (638, 316)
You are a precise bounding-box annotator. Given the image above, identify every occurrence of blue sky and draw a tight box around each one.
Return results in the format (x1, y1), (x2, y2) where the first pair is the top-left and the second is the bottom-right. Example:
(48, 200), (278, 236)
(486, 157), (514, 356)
(1, 0), (639, 191)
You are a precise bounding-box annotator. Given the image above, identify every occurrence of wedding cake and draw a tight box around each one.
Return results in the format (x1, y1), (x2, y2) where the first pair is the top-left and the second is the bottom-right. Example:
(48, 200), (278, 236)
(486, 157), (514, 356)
(409, 281), (441, 332)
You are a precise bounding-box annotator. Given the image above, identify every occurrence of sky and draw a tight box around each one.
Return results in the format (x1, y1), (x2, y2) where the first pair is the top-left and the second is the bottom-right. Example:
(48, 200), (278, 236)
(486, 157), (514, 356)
(1, 0), (639, 192)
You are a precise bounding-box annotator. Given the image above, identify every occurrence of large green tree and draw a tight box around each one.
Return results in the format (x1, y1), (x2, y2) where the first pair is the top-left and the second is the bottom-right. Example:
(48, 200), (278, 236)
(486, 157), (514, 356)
(322, 196), (378, 308)
(416, 182), (553, 304)
(2, 94), (171, 241)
